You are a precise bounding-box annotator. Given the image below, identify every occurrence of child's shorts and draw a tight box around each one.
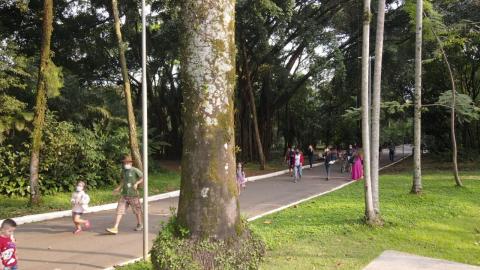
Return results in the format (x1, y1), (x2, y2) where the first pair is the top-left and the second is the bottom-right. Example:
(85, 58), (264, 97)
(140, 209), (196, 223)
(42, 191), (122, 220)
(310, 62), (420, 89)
(116, 196), (142, 215)
(72, 212), (83, 216)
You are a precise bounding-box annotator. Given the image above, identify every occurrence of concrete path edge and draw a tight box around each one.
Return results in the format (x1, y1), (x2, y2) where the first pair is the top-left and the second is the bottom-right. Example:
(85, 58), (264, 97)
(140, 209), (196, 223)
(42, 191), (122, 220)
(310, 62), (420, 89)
(1, 163), (323, 225)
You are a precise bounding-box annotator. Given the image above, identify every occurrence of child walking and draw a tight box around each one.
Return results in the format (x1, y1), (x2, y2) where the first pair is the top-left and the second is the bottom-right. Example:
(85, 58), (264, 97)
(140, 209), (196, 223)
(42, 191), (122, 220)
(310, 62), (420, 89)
(71, 181), (91, 234)
(293, 148), (304, 183)
(0, 219), (18, 270)
(236, 162), (247, 195)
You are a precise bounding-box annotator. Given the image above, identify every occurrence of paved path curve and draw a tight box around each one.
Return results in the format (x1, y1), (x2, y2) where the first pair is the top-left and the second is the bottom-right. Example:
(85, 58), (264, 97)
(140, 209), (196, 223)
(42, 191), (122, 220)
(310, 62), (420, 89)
(363, 250), (480, 270)
(15, 147), (410, 270)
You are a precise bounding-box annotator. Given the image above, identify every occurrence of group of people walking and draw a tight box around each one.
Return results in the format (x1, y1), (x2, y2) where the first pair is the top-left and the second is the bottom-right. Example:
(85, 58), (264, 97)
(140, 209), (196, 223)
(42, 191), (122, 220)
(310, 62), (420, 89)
(68, 155), (145, 236)
(284, 146), (315, 183)
(284, 144), (365, 182)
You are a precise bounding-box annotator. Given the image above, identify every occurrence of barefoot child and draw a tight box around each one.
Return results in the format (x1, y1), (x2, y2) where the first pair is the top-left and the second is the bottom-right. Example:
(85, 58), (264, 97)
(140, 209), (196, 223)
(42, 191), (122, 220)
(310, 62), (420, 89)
(236, 162), (246, 195)
(0, 219), (18, 270)
(71, 181), (91, 234)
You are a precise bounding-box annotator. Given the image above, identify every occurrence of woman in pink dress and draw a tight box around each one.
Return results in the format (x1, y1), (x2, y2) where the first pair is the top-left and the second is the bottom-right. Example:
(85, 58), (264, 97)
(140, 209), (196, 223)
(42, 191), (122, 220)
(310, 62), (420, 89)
(351, 151), (364, 180)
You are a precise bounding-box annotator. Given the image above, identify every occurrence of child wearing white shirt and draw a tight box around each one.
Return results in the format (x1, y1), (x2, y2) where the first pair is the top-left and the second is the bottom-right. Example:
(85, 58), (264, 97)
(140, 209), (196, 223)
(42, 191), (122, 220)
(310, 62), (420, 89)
(70, 181), (91, 234)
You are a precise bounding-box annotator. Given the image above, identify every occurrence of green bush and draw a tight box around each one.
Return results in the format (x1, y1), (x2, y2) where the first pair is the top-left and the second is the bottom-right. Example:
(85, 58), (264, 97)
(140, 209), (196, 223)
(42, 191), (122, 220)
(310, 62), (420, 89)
(151, 215), (266, 270)
(0, 115), (129, 196)
(0, 144), (30, 196)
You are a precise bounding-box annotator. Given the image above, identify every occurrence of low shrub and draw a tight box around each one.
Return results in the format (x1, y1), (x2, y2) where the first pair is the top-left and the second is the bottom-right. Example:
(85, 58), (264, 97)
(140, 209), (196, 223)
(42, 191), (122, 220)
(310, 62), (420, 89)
(151, 215), (265, 270)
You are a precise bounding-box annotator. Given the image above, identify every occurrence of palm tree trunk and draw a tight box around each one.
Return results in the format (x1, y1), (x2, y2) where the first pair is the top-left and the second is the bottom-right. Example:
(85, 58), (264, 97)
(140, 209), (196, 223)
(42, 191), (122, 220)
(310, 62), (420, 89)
(361, 0), (376, 223)
(177, 0), (241, 240)
(29, 0), (54, 205)
(370, 0), (386, 217)
(412, 0), (423, 194)
(111, 0), (143, 169)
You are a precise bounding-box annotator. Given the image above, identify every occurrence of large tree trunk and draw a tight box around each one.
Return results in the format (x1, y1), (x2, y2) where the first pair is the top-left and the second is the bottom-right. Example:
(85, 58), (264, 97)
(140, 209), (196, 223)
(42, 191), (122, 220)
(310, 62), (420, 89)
(111, 0), (143, 169)
(371, 0), (386, 216)
(412, 0), (423, 194)
(430, 27), (463, 187)
(361, 0), (377, 224)
(177, 0), (241, 240)
(29, 0), (54, 205)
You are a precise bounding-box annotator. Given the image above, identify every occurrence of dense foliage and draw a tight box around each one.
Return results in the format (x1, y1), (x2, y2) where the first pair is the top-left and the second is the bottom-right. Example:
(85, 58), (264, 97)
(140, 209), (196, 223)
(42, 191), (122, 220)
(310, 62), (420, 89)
(0, 114), (129, 196)
(0, 0), (479, 195)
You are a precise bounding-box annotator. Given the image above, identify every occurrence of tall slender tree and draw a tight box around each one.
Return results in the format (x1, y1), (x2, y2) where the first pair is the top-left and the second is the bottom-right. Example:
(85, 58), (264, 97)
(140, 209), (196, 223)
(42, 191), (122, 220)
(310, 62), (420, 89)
(412, 0), (423, 194)
(370, 0), (386, 216)
(430, 24), (463, 187)
(242, 47), (266, 170)
(361, 0), (377, 223)
(111, 0), (142, 169)
(29, 0), (54, 205)
(177, 0), (241, 239)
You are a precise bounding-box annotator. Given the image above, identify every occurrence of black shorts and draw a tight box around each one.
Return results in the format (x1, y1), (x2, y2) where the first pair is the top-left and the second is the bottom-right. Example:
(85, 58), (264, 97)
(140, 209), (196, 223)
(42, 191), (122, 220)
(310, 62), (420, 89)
(72, 212), (83, 216)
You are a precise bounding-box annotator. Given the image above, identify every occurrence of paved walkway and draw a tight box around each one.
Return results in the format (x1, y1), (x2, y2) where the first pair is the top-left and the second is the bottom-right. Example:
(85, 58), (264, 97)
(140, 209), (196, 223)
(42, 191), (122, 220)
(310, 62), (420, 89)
(363, 250), (480, 270)
(15, 147), (409, 270)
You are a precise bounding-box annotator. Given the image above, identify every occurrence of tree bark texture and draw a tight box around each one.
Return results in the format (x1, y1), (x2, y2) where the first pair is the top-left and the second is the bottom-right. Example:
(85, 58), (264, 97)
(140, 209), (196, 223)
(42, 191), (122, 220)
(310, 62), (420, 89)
(430, 26), (463, 187)
(29, 0), (54, 205)
(370, 0), (386, 216)
(177, 0), (241, 240)
(111, 0), (143, 169)
(412, 0), (423, 194)
(361, 0), (376, 223)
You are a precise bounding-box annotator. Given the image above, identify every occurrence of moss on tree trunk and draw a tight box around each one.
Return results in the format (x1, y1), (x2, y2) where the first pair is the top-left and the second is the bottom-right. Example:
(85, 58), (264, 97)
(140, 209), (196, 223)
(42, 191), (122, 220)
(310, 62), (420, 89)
(29, 0), (54, 205)
(111, 0), (143, 169)
(177, 0), (241, 240)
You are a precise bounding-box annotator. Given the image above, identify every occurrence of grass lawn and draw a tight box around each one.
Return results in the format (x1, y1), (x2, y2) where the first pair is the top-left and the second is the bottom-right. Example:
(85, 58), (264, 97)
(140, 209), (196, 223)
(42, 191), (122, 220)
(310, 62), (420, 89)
(253, 171), (480, 269)
(117, 164), (480, 270)
(0, 170), (180, 219)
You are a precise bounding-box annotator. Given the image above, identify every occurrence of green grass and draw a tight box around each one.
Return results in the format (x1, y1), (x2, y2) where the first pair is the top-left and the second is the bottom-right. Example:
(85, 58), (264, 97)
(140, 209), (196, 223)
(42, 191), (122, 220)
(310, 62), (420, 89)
(0, 170), (180, 219)
(117, 168), (480, 270)
(252, 171), (480, 269)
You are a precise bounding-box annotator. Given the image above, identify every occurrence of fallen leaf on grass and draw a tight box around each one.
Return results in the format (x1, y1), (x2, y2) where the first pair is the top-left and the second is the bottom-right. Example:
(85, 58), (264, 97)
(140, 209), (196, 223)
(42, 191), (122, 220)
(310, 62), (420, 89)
(263, 220), (272, 224)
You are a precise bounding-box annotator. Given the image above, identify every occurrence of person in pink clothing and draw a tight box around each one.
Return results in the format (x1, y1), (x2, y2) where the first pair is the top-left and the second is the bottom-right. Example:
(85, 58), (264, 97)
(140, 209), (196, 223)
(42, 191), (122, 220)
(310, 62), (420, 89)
(351, 151), (364, 180)
(236, 162), (247, 195)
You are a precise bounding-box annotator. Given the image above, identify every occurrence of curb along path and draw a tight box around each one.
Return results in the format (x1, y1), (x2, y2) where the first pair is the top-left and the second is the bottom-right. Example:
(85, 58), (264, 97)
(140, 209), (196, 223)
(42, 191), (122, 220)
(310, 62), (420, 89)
(1, 164), (323, 226)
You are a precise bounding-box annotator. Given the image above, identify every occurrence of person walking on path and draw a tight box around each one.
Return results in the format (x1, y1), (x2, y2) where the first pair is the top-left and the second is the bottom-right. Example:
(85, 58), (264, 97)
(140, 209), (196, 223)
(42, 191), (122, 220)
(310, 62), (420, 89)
(106, 155), (144, 235)
(285, 147), (293, 176)
(351, 150), (364, 180)
(236, 162), (246, 195)
(0, 219), (18, 270)
(388, 141), (395, 162)
(306, 145), (314, 168)
(70, 180), (91, 234)
(323, 147), (335, 180)
(347, 144), (354, 172)
(293, 148), (304, 183)
(288, 147), (296, 177)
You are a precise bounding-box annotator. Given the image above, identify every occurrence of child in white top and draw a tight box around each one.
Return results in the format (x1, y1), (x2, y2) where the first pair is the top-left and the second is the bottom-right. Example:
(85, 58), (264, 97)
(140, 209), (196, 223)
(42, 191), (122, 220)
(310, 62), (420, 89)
(71, 181), (91, 234)
(236, 163), (247, 195)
